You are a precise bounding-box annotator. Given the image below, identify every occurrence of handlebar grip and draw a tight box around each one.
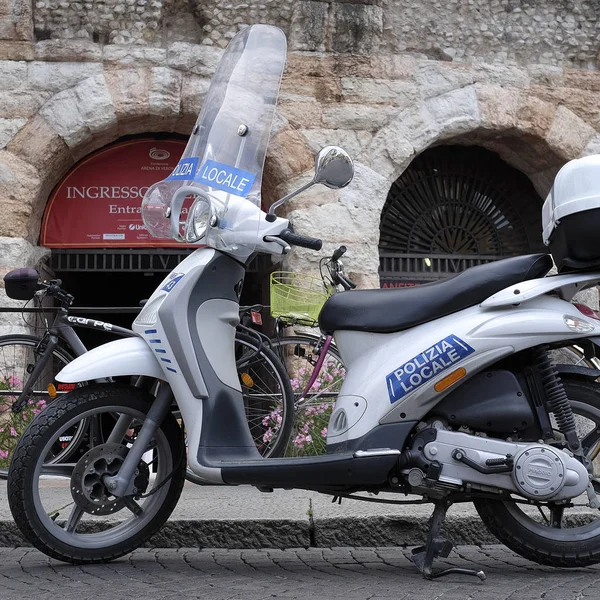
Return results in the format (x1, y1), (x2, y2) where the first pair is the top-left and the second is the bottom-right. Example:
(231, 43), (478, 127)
(337, 273), (357, 290)
(331, 246), (347, 262)
(278, 229), (323, 251)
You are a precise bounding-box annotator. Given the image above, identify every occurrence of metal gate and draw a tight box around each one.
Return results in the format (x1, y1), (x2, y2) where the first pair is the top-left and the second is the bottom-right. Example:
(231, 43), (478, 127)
(378, 145), (546, 287)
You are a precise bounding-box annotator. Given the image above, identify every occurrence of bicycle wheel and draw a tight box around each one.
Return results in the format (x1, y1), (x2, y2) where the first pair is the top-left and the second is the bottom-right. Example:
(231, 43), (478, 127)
(270, 334), (345, 457)
(184, 331), (294, 484)
(0, 335), (86, 476)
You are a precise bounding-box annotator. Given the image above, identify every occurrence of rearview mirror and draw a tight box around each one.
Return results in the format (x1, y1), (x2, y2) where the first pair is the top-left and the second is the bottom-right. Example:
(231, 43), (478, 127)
(314, 146), (354, 189)
(267, 146), (354, 220)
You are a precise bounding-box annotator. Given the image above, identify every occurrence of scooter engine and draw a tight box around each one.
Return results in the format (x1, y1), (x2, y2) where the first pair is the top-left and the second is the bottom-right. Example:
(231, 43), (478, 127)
(403, 427), (589, 502)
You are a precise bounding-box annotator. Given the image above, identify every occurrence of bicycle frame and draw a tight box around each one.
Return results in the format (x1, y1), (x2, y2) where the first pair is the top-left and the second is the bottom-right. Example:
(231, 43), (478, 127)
(10, 308), (135, 411)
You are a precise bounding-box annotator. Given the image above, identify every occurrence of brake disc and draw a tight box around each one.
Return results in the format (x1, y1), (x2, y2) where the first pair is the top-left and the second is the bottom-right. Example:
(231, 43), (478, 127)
(70, 443), (150, 516)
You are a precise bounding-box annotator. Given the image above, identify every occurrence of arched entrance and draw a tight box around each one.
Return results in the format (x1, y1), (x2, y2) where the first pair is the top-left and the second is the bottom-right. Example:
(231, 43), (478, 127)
(379, 145), (546, 287)
(39, 134), (271, 348)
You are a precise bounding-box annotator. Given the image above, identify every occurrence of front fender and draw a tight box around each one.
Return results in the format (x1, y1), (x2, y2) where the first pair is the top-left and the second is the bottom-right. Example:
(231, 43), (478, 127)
(56, 337), (164, 383)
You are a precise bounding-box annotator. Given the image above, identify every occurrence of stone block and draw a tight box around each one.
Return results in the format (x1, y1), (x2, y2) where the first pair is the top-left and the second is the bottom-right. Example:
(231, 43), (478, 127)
(330, 3), (383, 54)
(366, 102), (444, 178)
(477, 85), (522, 130)
(280, 74), (341, 104)
(580, 135), (600, 158)
(322, 104), (397, 131)
(527, 64), (564, 87)
(279, 99), (323, 129)
(289, 1), (328, 52)
(104, 67), (151, 122)
(40, 74), (116, 149)
(341, 78), (418, 108)
(0, 40), (33, 60)
(35, 39), (102, 62)
(28, 61), (103, 92)
(416, 62), (476, 99)
(103, 44), (167, 67)
(0, 60), (26, 89)
(265, 126), (313, 184)
(167, 42), (222, 77)
(0, 90), (50, 118)
(564, 69), (600, 92)
(474, 62), (531, 88)
(300, 128), (372, 161)
(0, 152), (41, 239)
(0, 0), (32, 41)
(546, 105), (596, 159)
(180, 73), (210, 120)
(7, 114), (73, 197)
(425, 85), (481, 140)
(516, 96), (557, 138)
(0, 236), (48, 268)
(149, 67), (182, 117)
(0, 117), (25, 150)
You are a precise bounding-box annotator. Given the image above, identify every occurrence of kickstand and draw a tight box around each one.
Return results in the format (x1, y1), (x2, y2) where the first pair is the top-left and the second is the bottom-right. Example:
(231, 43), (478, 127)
(411, 500), (486, 581)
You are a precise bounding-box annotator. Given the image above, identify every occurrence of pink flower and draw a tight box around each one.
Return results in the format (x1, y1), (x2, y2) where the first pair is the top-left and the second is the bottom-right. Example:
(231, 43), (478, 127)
(321, 428), (327, 437)
(10, 427), (17, 437)
(8, 375), (22, 387)
(0, 450), (8, 459)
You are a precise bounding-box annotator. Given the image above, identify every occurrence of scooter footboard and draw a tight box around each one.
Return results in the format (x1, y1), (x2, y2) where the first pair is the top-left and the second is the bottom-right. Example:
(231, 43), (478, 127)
(219, 453), (399, 490)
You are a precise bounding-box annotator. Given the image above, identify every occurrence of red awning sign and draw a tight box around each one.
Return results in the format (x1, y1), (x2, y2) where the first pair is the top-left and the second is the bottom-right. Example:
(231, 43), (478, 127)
(41, 138), (188, 248)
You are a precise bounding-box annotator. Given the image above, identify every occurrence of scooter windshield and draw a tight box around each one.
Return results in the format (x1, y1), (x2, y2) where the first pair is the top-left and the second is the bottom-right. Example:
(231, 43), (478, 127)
(141, 24), (286, 257)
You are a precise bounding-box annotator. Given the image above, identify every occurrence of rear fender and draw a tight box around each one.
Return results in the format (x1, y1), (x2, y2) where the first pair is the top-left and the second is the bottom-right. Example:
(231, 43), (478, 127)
(56, 337), (164, 383)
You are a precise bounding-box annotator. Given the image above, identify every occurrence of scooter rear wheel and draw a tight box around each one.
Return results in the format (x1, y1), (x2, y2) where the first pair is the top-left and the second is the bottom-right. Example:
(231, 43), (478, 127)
(7, 383), (186, 564)
(475, 378), (600, 567)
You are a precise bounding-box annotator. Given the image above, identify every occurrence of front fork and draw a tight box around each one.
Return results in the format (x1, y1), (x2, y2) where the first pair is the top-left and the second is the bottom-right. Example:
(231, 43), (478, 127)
(103, 383), (174, 497)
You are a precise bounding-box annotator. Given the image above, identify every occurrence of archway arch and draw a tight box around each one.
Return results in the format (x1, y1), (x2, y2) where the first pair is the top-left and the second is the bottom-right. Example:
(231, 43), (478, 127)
(378, 145), (545, 286)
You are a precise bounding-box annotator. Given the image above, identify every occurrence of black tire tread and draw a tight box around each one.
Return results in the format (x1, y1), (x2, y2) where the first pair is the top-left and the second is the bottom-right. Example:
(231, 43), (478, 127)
(475, 378), (600, 568)
(7, 383), (186, 564)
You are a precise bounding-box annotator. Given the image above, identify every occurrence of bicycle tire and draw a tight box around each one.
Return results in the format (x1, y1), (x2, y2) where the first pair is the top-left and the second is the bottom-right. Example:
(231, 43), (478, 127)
(0, 334), (86, 477)
(269, 334), (345, 457)
(184, 331), (294, 484)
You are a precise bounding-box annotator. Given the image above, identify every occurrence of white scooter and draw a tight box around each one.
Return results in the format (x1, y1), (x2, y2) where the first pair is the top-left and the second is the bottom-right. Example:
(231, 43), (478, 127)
(9, 24), (600, 580)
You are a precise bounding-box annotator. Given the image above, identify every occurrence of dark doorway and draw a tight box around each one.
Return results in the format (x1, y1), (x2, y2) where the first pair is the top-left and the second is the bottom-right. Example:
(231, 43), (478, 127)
(379, 145), (546, 287)
(51, 249), (270, 350)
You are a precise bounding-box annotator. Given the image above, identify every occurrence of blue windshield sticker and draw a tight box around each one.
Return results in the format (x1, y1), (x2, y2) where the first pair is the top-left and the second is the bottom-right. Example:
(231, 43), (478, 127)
(161, 273), (184, 293)
(386, 334), (475, 404)
(166, 157), (199, 180)
(195, 160), (256, 197)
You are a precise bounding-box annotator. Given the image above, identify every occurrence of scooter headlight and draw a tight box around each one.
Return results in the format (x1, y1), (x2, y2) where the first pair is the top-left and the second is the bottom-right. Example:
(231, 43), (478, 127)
(184, 196), (212, 243)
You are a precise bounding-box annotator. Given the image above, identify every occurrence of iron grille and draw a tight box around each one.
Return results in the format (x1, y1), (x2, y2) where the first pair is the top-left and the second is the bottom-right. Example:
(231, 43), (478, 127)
(379, 145), (545, 282)
(51, 249), (270, 274)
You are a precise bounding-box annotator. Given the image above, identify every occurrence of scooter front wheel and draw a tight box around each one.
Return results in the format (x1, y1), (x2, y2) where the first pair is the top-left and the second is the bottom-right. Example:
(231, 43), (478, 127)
(7, 383), (186, 564)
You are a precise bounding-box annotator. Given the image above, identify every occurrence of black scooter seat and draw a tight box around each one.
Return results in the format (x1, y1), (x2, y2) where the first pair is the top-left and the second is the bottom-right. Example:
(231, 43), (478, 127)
(318, 253), (553, 334)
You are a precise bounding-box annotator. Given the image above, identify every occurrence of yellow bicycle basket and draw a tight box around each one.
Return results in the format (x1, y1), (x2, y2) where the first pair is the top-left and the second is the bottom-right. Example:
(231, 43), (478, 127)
(270, 271), (331, 325)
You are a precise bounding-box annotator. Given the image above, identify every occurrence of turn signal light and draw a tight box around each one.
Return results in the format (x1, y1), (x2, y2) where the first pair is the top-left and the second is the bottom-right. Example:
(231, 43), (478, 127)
(240, 372), (254, 387)
(47, 383), (57, 399)
(434, 367), (466, 393)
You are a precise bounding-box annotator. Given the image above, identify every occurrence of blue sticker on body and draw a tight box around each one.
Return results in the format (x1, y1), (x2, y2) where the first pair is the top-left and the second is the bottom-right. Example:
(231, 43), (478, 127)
(195, 160), (256, 197)
(386, 334), (475, 404)
(166, 157), (199, 180)
(161, 273), (184, 293)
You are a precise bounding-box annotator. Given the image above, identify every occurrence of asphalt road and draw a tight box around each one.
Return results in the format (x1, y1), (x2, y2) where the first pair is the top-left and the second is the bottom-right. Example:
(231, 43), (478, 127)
(0, 546), (599, 600)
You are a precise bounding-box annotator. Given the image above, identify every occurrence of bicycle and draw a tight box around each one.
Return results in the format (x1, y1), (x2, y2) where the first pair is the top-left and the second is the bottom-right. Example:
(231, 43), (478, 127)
(265, 248), (600, 457)
(0, 269), (293, 477)
(267, 246), (355, 457)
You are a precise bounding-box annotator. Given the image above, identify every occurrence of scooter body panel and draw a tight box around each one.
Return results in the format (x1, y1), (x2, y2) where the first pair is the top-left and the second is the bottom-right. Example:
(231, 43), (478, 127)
(56, 336), (164, 382)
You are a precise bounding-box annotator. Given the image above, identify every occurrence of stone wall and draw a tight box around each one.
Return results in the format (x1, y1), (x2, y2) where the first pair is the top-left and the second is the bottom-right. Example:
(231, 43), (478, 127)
(0, 0), (600, 295)
(27, 1), (600, 67)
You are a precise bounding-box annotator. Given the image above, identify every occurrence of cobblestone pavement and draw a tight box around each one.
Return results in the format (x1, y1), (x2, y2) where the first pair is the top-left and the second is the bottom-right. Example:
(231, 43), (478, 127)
(0, 546), (599, 600)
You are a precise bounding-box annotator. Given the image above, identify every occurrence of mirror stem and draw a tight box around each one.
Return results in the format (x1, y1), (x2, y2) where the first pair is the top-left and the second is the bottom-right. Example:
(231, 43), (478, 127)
(266, 180), (315, 222)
